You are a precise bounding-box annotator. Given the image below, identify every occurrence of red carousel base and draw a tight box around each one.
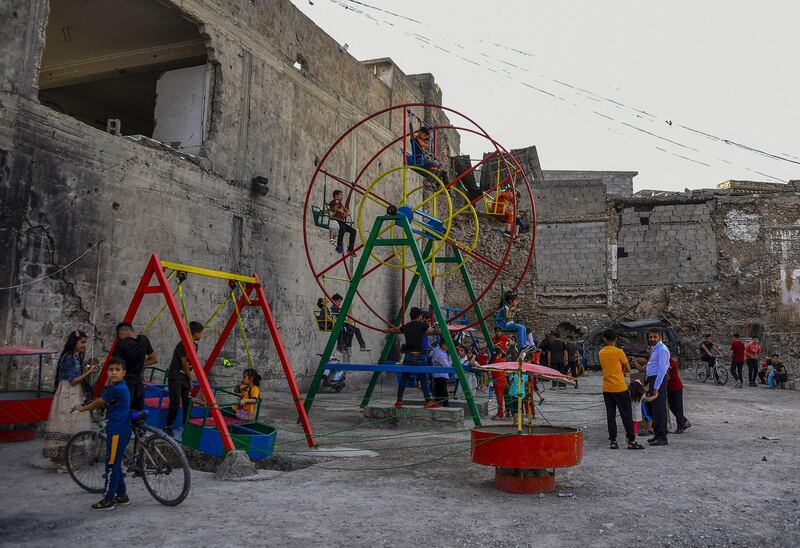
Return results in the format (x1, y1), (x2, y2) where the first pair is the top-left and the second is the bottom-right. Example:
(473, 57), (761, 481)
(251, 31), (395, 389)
(471, 425), (582, 494)
(495, 468), (555, 493)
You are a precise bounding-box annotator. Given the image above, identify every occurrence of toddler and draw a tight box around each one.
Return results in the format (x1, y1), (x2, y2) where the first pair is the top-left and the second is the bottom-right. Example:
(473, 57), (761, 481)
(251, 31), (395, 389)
(234, 368), (262, 420)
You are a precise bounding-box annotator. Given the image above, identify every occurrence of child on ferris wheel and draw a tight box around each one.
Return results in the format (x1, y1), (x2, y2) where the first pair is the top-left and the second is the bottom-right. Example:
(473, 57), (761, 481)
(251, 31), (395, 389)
(495, 291), (535, 352)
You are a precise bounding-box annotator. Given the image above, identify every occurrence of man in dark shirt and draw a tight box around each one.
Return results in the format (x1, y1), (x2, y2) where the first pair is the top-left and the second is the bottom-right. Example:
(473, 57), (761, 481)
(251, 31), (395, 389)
(113, 322), (158, 411)
(385, 307), (439, 409)
(565, 335), (580, 388)
(164, 321), (203, 436)
(547, 332), (568, 389)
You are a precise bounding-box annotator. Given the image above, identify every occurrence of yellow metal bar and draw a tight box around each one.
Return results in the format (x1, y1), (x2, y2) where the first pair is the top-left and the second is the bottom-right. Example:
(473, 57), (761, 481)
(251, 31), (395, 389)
(237, 281), (252, 305)
(161, 260), (257, 284)
(320, 275), (352, 283)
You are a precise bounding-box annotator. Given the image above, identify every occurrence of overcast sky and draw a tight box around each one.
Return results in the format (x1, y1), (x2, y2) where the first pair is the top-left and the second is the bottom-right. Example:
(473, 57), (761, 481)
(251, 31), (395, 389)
(292, 0), (799, 192)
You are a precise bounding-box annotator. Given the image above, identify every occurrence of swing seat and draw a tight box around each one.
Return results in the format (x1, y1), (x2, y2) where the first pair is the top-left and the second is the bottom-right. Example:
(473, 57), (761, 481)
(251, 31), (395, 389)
(312, 206), (331, 229)
(483, 193), (506, 216)
(315, 312), (334, 333)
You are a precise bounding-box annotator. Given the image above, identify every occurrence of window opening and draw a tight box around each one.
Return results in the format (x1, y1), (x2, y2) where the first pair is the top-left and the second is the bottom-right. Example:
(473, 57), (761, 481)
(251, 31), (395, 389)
(38, 0), (211, 155)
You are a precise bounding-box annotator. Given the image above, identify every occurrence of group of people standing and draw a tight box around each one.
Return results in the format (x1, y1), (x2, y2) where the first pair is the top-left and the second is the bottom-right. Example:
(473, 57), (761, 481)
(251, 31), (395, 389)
(600, 328), (690, 450)
(701, 333), (788, 389)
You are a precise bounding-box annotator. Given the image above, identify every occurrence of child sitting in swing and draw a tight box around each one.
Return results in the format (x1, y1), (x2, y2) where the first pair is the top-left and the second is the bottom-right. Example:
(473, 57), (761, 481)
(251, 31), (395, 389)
(233, 368), (262, 420)
(495, 291), (535, 351)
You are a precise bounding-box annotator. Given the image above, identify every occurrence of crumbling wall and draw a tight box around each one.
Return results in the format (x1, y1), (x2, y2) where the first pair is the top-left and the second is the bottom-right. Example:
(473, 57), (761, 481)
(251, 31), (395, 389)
(617, 203), (717, 287)
(542, 170), (636, 198)
(0, 0), (454, 389)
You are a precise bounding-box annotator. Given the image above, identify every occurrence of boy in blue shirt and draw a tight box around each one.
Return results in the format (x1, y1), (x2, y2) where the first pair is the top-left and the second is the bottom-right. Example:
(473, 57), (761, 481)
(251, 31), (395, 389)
(73, 356), (132, 510)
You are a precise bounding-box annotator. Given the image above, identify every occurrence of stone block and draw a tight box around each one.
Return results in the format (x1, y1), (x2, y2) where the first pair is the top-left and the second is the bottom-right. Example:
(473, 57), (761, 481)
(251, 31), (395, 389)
(403, 398), (489, 416)
(362, 403), (464, 429)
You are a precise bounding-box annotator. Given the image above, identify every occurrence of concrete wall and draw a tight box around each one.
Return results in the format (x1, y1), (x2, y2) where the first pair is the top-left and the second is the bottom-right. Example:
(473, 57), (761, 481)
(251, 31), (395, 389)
(534, 179), (607, 291)
(0, 0), (455, 389)
(542, 170), (636, 198)
(616, 203), (717, 287)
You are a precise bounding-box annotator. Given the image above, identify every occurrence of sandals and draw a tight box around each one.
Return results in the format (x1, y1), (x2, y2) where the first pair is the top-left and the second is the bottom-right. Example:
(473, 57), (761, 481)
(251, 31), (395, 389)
(609, 441), (619, 449)
(627, 441), (645, 450)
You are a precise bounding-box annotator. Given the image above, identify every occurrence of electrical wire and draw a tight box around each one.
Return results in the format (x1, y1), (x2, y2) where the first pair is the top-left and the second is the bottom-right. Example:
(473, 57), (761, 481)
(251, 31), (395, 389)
(319, 0), (797, 181)
(0, 240), (104, 291)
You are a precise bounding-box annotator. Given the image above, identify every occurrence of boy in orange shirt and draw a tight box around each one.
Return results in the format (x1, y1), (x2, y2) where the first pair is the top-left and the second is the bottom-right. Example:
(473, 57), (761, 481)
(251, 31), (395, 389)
(598, 329), (643, 450)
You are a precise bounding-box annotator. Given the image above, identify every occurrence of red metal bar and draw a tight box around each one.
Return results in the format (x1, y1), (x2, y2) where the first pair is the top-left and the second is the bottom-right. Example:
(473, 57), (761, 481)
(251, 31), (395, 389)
(253, 278), (316, 447)
(151, 260), (236, 453)
(202, 289), (250, 379)
(319, 169), (391, 208)
(93, 254), (161, 396)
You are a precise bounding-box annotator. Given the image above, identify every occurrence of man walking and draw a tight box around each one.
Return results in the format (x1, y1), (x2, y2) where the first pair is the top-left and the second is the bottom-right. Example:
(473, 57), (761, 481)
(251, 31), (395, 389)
(645, 329), (670, 446)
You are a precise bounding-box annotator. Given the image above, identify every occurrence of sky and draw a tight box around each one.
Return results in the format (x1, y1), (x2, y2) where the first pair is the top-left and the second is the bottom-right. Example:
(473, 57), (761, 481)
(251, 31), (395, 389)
(291, 0), (799, 192)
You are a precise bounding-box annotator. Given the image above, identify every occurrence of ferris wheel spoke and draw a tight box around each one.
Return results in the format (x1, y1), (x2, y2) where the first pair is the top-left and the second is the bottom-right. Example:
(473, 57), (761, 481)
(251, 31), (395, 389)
(442, 235), (510, 274)
(320, 169), (393, 208)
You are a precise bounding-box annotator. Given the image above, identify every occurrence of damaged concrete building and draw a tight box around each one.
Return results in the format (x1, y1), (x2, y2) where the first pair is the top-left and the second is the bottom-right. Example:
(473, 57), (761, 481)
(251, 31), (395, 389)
(463, 164), (800, 377)
(0, 0), (457, 388)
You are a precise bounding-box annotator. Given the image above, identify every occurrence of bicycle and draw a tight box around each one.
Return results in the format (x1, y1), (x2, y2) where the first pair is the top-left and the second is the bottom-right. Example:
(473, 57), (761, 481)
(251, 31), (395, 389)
(695, 357), (729, 385)
(65, 409), (191, 506)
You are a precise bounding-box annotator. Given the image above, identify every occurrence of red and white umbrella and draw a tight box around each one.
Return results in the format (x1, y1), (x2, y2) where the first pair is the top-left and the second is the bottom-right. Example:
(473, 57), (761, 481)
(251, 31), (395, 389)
(476, 361), (577, 385)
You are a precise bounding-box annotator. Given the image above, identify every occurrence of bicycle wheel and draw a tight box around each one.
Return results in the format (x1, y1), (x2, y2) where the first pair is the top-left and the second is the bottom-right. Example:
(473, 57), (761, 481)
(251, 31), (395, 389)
(714, 366), (729, 385)
(695, 364), (708, 383)
(65, 429), (107, 494)
(138, 425), (191, 506)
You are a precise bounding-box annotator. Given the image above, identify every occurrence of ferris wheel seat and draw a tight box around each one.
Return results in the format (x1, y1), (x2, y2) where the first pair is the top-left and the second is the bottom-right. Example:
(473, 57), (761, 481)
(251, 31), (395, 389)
(398, 205), (445, 240)
(311, 206), (331, 229)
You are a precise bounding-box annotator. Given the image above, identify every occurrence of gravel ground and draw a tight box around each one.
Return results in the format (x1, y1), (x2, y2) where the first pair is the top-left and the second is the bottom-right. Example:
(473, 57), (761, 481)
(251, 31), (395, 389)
(1, 371), (798, 547)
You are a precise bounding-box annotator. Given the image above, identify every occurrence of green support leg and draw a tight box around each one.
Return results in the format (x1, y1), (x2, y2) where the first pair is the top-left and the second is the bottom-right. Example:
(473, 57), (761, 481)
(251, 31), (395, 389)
(304, 219), (387, 415)
(453, 248), (496, 354)
(396, 219), (482, 426)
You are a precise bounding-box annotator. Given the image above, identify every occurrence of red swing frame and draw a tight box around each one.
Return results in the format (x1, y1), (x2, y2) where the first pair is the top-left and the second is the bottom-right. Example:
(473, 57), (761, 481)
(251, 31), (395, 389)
(93, 253), (316, 451)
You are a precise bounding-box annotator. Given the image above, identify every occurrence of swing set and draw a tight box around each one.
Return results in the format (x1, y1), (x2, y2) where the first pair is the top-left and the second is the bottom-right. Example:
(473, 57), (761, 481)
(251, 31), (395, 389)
(93, 254), (316, 454)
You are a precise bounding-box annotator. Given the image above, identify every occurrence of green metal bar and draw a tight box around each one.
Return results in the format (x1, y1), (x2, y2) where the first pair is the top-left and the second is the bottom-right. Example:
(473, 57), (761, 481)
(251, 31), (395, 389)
(453, 247), (496, 354)
(373, 238), (414, 246)
(304, 217), (388, 415)
(396, 217), (482, 426)
(360, 239), (433, 407)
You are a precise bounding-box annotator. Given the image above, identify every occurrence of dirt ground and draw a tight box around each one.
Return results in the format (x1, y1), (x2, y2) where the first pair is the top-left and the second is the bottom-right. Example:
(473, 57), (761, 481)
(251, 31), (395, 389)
(1, 371), (799, 548)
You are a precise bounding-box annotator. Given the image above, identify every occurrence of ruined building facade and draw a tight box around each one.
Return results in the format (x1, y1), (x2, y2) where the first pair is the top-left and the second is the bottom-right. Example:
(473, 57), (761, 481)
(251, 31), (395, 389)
(0, 0), (456, 387)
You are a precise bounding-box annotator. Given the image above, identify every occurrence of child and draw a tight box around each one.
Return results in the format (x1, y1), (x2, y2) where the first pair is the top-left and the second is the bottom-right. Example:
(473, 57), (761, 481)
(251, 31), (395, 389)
(165, 321), (203, 437)
(430, 339), (451, 407)
(629, 380), (645, 438)
(328, 190), (357, 255)
(507, 371), (531, 418)
(489, 347), (508, 420)
(233, 368), (262, 420)
(455, 346), (479, 397)
(495, 292), (534, 352)
(772, 355), (787, 389)
(667, 357), (691, 433)
(72, 357), (131, 510)
(43, 329), (97, 465)
(330, 294), (370, 352)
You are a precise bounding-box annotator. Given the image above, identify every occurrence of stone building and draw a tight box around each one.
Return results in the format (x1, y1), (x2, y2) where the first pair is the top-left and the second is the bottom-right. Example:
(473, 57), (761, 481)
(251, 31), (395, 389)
(460, 165), (800, 376)
(0, 0), (456, 388)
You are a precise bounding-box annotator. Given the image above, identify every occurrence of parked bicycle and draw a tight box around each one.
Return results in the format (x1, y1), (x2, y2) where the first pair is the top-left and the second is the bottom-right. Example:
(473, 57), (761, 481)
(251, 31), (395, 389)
(65, 409), (191, 506)
(695, 357), (729, 385)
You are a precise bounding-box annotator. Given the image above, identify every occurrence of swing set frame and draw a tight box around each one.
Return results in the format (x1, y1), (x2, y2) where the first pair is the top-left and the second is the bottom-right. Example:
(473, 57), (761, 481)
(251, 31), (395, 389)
(94, 254), (316, 452)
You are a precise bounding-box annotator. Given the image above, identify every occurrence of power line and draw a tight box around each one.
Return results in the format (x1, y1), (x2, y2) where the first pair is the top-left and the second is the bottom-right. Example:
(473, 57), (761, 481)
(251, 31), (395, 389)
(0, 240), (104, 291)
(324, 0), (798, 179)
